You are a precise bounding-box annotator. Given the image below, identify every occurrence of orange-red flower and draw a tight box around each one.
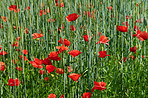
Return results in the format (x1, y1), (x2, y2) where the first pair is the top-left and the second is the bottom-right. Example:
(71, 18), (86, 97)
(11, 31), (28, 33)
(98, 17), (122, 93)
(8, 5), (20, 13)
(67, 66), (73, 72)
(16, 37), (21, 41)
(66, 13), (79, 22)
(58, 38), (71, 46)
(48, 18), (55, 22)
(130, 47), (137, 53)
(83, 34), (89, 41)
(0, 47), (2, 50)
(68, 73), (81, 82)
(60, 94), (64, 98)
(68, 50), (82, 58)
(0, 51), (8, 55)
(70, 25), (76, 31)
(48, 51), (61, 61)
(39, 70), (46, 74)
(1, 16), (7, 22)
(16, 66), (22, 71)
(99, 51), (110, 58)
(41, 58), (52, 65)
(56, 45), (69, 54)
(0, 24), (3, 29)
(32, 33), (43, 39)
(19, 55), (28, 61)
(129, 55), (135, 60)
(56, 68), (63, 74)
(137, 31), (148, 41)
(12, 41), (19, 47)
(21, 49), (28, 55)
(134, 25), (139, 31)
(82, 92), (91, 98)
(7, 78), (20, 86)
(46, 65), (56, 73)
(91, 81), (106, 92)
(29, 58), (42, 68)
(0, 62), (5, 71)
(133, 30), (141, 37)
(48, 94), (56, 98)
(44, 77), (49, 81)
(96, 35), (110, 45)
(107, 6), (113, 12)
(117, 26), (128, 32)
(40, 9), (47, 16)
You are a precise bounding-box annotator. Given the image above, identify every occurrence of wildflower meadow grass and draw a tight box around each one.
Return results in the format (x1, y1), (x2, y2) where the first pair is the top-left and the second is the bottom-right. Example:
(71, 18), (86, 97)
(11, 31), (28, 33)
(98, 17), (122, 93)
(0, 0), (148, 98)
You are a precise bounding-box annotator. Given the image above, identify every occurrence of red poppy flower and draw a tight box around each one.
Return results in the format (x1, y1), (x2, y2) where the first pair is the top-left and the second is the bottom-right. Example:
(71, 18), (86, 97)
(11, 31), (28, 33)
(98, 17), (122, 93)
(91, 81), (106, 92)
(68, 73), (81, 82)
(32, 33), (43, 39)
(48, 18), (55, 22)
(48, 51), (61, 61)
(130, 47), (137, 53)
(0, 62), (5, 71)
(44, 77), (49, 81)
(0, 65), (5, 71)
(8, 5), (20, 13)
(70, 25), (76, 31)
(48, 94), (56, 98)
(56, 45), (69, 54)
(68, 50), (82, 58)
(16, 37), (21, 41)
(66, 13), (79, 22)
(0, 51), (8, 55)
(46, 65), (56, 73)
(0, 24), (3, 29)
(107, 6), (113, 12)
(1, 16), (7, 22)
(7, 78), (20, 86)
(41, 58), (52, 65)
(137, 31), (148, 41)
(83, 35), (89, 41)
(58, 38), (71, 46)
(56, 68), (63, 74)
(0, 46), (2, 50)
(67, 66), (73, 73)
(142, 56), (145, 59)
(16, 66), (22, 71)
(133, 30), (141, 37)
(16, 49), (20, 51)
(83, 34), (92, 42)
(134, 25), (139, 31)
(129, 56), (135, 60)
(59, 2), (64, 7)
(12, 41), (19, 47)
(39, 70), (46, 74)
(25, 6), (30, 10)
(99, 51), (110, 58)
(24, 28), (29, 34)
(82, 92), (91, 98)
(60, 94), (64, 98)
(29, 58), (42, 68)
(8, 5), (17, 11)
(19, 55), (28, 61)
(117, 26), (128, 32)
(29, 61), (38, 68)
(121, 57), (127, 62)
(85, 11), (90, 16)
(122, 22), (129, 26)
(40, 9), (47, 16)
(96, 35), (110, 45)
(21, 49), (28, 55)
